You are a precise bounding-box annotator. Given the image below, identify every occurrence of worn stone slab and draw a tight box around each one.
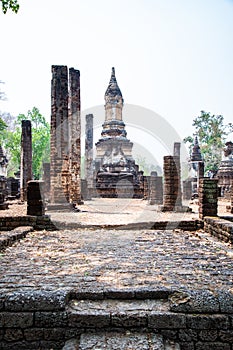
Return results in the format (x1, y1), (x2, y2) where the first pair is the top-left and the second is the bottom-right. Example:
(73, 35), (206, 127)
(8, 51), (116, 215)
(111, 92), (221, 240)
(5, 290), (68, 311)
(75, 332), (181, 350)
(169, 290), (219, 313)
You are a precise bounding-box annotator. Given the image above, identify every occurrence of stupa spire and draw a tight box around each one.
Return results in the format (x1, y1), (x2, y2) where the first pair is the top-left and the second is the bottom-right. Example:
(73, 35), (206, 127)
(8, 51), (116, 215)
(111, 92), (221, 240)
(190, 135), (202, 161)
(104, 67), (123, 122)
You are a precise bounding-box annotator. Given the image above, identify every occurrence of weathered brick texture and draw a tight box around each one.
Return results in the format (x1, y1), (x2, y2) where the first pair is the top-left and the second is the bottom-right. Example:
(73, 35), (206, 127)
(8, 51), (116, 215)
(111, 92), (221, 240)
(161, 155), (182, 211)
(27, 181), (45, 216)
(198, 178), (218, 219)
(85, 114), (94, 196)
(50, 65), (69, 204)
(68, 68), (82, 204)
(20, 120), (32, 201)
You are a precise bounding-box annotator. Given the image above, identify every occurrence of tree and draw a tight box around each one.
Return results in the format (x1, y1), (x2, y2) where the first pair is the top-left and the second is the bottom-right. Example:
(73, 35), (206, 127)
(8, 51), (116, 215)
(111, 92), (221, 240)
(1, 107), (50, 179)
(184, 111), (233, 174)
(0, 82), (8, 138)
(135, 155), (162, 176)
(0, 0), (19, 13)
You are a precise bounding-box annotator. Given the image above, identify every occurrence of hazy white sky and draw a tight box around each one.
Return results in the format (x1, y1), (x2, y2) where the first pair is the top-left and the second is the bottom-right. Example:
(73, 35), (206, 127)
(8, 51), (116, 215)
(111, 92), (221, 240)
(0, 0), (233, 143)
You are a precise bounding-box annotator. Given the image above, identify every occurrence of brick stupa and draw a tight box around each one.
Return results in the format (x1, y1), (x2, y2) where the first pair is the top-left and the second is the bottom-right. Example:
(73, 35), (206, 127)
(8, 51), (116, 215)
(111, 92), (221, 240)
(95, 67), (143, 198)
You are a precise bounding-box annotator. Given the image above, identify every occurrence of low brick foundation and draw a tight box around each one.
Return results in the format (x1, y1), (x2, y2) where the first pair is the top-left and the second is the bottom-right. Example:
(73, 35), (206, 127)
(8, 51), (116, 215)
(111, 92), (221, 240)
(204, 216), (233, 244)
(0, 215), (57, 232)
(0, 289), (233, 349)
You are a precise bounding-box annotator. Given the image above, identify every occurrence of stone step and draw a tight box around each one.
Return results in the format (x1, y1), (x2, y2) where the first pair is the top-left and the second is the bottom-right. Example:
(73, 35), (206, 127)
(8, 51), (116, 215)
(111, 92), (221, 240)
(63, 332), (180, 350)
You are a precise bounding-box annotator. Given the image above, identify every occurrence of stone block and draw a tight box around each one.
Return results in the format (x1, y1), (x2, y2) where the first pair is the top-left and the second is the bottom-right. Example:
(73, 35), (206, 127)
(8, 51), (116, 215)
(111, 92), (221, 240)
(218, 291), (233, 313)
(148, 312), (186, 329)
(3, 312), (33, 328)
(0, 341), (40, 349)
(195, 342), (230, 350)
(5, 290), (68, 311)
(178, 329), (198, 342)
(68, 313), (110, 328)
(62, 338), (80, 350)
(111, 312), (147, 327)
(186, 315), (229, 330)
(4, 329), (24, 341)
(35, 311), (68, 327)
(179, 343), (195, 350)
(24, 328), (44, 341)
(198, 330), (218, 341)
(44, 328), (66, 340)
(169, 290), (219, 313)
(219, 330), (233, 342)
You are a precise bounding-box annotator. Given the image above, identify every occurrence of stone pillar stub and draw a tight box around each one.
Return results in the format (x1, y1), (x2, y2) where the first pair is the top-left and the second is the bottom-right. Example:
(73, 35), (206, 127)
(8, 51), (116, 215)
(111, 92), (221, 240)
(85, 114), (94, 198)
(42, 162), (50, 202)
(149, 173), (163, 205)
(160, 154), (190, 212)
(20, 120), (32, 201)
(198, 178), (218, 219)
(173, 142), (181, 157)
(231, 180), (233, 213)
(68, 67), (82, 204)
(182, 179), (192, 201)
(50, 65), (69, 204)
(143, 176), (150, 200)
(198, 161), (205, 179)
(27, 180), (45, 216)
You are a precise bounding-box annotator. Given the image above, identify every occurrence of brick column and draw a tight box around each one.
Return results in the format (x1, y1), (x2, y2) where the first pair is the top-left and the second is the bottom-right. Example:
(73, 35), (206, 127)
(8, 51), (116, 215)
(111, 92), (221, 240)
(27, 180), (45, 216)
(198, 178), (218, 219)
(226, 179), (233, 214)
(20, 120), (32, 201)
(68, 68), (82, 204)
(231, 181), (233, 213)
(0, 176), (8, 209)
(85, 114), (94, 198)
(143, 176), (149, 200)
(42, 162), (50, 201)
(149, 172), (163, 205)
(50, 65), (69, 203)
(183, 179), (192, 200)
(161, 156), (182, 211)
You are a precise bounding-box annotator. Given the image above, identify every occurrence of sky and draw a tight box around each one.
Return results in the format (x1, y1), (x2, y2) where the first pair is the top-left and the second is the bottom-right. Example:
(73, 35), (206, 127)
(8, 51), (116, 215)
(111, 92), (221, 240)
(0, 0), (233, 163)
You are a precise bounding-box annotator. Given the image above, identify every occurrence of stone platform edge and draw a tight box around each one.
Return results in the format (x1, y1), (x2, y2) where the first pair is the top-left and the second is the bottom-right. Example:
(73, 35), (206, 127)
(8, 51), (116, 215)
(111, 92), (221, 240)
(0, 215), (204, 232)
(0, 288), (233, 349)
(204, 216), (233, 244)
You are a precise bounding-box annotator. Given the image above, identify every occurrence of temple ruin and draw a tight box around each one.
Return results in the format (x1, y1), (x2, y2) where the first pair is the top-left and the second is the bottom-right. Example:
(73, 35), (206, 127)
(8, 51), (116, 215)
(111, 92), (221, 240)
(95, 67), (143, 198)
(217, 141), (233, 196)
(49, 65), (82, 207)
(20, 120), (32, 201)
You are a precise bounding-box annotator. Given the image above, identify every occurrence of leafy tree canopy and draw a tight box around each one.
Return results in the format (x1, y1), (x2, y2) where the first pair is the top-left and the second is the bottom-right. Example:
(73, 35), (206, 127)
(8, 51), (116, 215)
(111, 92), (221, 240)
(1, 107), (50, 179)
(135, 155), (161, 176)
(184, 111), (233, 174)
(1, 0), (19, 13)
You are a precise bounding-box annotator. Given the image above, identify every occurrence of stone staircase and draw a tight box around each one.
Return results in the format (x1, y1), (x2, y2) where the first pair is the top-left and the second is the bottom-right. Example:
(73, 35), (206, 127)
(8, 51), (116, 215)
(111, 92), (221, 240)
(64, 332), (180, 349)
(62, 299), (180, 350)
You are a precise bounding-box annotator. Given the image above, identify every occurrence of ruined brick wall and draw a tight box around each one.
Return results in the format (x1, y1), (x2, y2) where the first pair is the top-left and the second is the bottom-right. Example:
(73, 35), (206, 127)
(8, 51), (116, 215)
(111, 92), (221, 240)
(204, 216), (233, 244)
(50, 66), (69, 203)
(68, 68), (82, 204)
(85, 114), (94, 192)
(198, 178), (218, 219)
(20, 120), (32, 201)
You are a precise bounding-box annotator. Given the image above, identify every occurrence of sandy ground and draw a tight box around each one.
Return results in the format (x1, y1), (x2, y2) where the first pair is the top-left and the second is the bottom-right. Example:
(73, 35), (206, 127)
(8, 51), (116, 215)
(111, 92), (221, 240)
(0, 197), (232, 226)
